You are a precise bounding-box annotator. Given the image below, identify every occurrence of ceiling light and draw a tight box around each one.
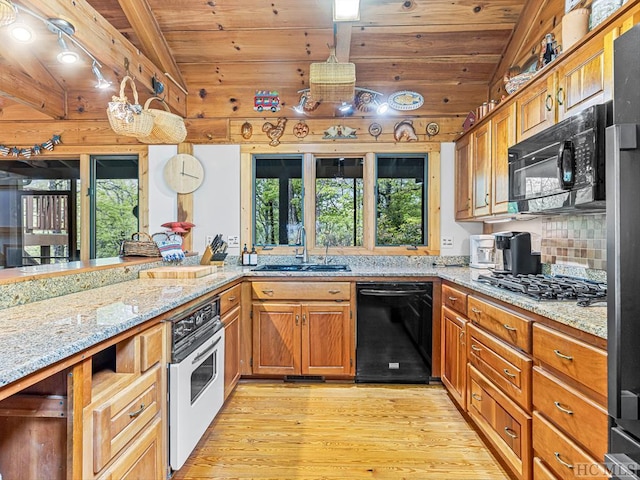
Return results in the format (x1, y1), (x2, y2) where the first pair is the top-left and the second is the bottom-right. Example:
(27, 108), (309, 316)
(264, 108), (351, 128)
(333, 0), (360, 21)
(92, 61), (111, 89)
(338, 102), (352, 112)
(8, 22), (32, 42)
(376, 102), (389, 115)
(56, 31), (79, 64)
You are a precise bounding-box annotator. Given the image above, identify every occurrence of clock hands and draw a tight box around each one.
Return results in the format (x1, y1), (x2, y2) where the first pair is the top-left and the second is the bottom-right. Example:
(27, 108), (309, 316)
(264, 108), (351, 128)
(182, 172), (200, 179)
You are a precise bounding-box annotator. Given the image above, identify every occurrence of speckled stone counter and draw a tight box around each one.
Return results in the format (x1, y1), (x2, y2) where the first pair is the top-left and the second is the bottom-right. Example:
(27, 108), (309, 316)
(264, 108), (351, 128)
(0, 262), (607, 393)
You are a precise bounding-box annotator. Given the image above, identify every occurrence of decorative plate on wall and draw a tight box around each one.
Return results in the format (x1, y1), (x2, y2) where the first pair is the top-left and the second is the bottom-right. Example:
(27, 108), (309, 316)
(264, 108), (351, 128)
(388, 91), (424, 111)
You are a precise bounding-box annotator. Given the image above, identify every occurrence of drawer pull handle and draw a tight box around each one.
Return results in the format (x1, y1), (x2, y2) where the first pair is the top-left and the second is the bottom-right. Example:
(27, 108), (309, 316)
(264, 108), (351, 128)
(553, 349), (573, 361)
(471, 307), (481, 314)
(448, 296), (458, 302)
(328, 289), (341, 294)
(302, 313), (306, 325)
(554, 401), (574, 415)
(129, 403), (145, 418)
(295, 315), (299, 326)
(471, 344), (482, 352)
(554, 452), (574, 469)
(471, 393), (482, 401)
(503, 324), (517, 332)
(261, 289), (274, 296)
(504, 427), (518, 439)
(545, 93), (554, 111)
(503, 368), (516, 378)
(228, 296), (236, 301)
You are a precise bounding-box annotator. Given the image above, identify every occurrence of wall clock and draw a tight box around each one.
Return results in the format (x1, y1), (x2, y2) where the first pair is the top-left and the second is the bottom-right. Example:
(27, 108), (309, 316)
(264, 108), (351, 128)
(163, 153), (204, 194)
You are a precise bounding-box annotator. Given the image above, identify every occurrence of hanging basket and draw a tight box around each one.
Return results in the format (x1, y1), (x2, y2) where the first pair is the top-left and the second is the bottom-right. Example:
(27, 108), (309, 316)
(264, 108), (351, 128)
(106, 76), (154, 138)
(309, 50), (356, 103)
(0, 0), (17, 27)
(138, 97), (187, 144)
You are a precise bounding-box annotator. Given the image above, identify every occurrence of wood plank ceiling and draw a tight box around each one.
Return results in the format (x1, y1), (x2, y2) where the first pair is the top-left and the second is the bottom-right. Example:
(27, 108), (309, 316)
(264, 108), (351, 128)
(0, 0), (526, 130)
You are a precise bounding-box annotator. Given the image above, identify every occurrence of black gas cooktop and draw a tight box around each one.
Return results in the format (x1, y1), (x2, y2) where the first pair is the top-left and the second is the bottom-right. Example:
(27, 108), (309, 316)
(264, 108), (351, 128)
(476, 273), (607, 306)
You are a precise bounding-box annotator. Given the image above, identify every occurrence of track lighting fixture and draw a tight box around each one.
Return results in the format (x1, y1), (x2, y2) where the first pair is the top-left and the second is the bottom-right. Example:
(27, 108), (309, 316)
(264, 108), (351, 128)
(92, 61), (111, 89)
(293, 93), (308, 114)
(56, 31), (79, 64)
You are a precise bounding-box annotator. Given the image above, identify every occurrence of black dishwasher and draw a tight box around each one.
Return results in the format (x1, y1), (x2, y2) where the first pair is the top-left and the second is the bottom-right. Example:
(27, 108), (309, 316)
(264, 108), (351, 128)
(356, 282), (433, 383)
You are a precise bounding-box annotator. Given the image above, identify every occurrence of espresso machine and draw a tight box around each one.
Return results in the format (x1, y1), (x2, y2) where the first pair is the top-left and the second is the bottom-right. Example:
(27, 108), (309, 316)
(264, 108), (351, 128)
(493, 232), (541, 275)
(469, 235), (495, 269)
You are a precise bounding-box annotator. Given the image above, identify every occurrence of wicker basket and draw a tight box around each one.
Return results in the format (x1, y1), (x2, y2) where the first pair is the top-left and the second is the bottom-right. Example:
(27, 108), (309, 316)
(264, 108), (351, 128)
(107, 76), (154, 138)
(309, 51), (355, 103)
(121, 232), (161, 257)
(0, 0), (17, 27)
(504, 71), (537, 94)
(138, 97), (187, 144)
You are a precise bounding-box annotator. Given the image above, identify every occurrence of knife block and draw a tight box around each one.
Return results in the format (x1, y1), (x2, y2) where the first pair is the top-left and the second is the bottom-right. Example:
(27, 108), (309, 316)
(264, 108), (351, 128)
(200, 245), (214, 265)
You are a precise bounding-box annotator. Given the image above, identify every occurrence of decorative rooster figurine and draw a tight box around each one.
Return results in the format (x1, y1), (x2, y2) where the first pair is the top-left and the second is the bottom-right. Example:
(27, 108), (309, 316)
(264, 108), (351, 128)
(262, 117), (287, 146)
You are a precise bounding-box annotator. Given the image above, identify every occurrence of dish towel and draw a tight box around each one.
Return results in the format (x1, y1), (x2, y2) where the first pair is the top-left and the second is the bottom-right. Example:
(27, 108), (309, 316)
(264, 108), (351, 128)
(153, 233), (185, 262)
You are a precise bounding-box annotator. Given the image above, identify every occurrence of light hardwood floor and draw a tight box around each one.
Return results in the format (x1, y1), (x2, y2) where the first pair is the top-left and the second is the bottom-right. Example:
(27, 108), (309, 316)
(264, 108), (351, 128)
(174, 382), (511, 480)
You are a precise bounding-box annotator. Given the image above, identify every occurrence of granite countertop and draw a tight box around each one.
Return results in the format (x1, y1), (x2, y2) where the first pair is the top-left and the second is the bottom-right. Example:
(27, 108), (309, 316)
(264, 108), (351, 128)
(0, 265), (607, 392)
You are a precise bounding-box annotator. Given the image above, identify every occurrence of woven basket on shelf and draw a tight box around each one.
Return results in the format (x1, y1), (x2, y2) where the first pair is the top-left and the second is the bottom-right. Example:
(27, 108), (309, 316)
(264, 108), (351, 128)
(0, 0), (17, 27)
(138, 97), (187, 144)
(309, 50), (355, 103)
(121, 232), (161, 257)
(504, 71), (537, 94)
(106, 76), (154, 138)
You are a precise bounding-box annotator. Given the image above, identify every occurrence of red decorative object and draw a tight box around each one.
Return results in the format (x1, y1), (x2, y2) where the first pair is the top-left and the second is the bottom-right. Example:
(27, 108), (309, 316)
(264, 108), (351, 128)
(463, 111), (476, 132)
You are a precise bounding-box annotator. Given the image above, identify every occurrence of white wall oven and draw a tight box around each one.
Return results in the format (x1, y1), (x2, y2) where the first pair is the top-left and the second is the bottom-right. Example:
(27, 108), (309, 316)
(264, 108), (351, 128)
(167, 294), (225, 471)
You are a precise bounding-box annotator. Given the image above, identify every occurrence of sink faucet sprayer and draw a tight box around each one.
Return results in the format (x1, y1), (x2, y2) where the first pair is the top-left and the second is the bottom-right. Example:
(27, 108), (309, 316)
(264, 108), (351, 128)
(295, 226), (309, 264)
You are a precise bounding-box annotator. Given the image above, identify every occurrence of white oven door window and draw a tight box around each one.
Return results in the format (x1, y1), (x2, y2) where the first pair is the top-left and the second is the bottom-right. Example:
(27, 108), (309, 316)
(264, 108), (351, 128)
(169, 329), (225, 470)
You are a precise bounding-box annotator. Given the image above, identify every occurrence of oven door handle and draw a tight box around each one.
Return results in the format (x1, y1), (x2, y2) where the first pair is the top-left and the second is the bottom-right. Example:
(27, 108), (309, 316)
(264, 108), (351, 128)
(359, 289), (429, 296)
(192, 336), (222, 365)
(557, 140), (575, 189)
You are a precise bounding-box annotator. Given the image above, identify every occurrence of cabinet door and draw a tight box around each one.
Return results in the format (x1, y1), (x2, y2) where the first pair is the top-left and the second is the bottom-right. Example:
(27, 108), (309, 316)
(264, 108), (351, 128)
(516, 76), (556, 141)
(224, 306), (241, 400)
(441, 307), (467, 410)
(473, 122), (492, 217)
(556, 45), (605, 121)
(491, 103), (516, 214)
(252, 303), (301, 375)
(455, 135), (473, 220)
(301, 303), (351, 376)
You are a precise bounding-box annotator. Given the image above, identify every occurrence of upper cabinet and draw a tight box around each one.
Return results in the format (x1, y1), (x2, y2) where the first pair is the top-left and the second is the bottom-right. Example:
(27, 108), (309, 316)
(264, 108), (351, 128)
(455, 135), (473, 221)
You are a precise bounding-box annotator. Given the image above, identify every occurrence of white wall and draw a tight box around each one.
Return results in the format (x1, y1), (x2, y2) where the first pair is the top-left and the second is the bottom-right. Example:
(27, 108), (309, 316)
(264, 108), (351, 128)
(439, 142), (483, 256)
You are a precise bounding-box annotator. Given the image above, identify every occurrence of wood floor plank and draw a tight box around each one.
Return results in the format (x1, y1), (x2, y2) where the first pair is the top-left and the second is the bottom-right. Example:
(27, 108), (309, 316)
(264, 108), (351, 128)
(173, 382), (511, 480)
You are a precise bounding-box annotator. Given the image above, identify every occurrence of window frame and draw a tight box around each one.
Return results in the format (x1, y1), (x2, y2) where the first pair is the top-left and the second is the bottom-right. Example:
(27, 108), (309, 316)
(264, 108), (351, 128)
(242, 144), (440, 256)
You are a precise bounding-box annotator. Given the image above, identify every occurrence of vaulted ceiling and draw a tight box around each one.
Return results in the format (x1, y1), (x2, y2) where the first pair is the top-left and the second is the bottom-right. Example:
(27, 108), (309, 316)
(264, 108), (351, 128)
(0, 0), (528, 128)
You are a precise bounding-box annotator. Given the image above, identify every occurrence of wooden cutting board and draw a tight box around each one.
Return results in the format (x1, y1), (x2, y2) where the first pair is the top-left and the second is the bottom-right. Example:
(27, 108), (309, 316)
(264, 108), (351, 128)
(139, 265), (216, 279)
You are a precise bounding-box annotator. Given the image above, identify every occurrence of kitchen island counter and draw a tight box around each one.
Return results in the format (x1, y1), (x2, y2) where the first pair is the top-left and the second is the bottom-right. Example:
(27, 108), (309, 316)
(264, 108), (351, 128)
(0, 264), (606, 396)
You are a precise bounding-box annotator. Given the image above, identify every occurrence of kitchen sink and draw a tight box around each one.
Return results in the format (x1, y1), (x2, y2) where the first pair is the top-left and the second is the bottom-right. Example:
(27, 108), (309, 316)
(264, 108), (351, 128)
(252, 264), (351, 272)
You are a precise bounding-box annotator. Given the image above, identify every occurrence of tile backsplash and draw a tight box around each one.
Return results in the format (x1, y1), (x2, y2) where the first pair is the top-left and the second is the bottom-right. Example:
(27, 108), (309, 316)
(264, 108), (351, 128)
(541, 213), (606, 270)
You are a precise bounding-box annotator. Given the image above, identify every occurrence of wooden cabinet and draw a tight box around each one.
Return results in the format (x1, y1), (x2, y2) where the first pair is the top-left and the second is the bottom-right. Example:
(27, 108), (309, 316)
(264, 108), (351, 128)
(468, 296), (532, 353)
(251, 282), (353, 378)
(490, 103), (516, 214)
(221, 283), (242, 400)
(472, 121), (492, 217)
(441, 306), (467, 409)
(516, 76), (556, 141)
(82, 323), (167, 480)
(455, 134), (473, 220)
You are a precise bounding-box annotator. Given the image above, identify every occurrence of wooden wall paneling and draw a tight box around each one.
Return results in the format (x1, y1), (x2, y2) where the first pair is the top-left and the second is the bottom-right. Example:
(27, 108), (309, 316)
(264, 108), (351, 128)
(363, 152), (376, 251)
(303, 152), (316, 250)
(240, 151), (253, 252)
(138, 149), (150, 233)
(184, 118), (230, 143)
(429, 150), (441, 252)
(177, 143), (194, 252)
(80, 154), (91, 263)
(0, 121), (144, 146)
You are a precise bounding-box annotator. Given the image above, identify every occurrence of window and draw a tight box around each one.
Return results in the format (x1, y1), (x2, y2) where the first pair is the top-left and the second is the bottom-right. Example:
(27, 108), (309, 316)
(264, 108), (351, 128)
(376, 154), (427, 246)
(315, 157), (363, 247)
(253, 156), (303, 246)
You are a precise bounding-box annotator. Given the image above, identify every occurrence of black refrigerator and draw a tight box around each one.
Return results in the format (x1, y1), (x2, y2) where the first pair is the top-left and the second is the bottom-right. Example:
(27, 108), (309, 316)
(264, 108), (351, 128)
(606, 22), (640, 479)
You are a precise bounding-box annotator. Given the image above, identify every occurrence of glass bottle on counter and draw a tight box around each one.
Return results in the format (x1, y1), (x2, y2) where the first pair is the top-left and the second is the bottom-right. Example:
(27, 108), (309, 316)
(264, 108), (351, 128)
(242, 244), (249, 265)
(249, 246), (258, 266)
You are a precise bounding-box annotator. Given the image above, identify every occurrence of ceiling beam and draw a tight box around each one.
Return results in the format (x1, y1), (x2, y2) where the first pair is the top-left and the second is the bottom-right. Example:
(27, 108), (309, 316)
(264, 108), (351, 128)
(335, 23), (352, 63)
(16, 0), (187, 116)
(0, 64), (66, 119)
(115, 0), (188, 94)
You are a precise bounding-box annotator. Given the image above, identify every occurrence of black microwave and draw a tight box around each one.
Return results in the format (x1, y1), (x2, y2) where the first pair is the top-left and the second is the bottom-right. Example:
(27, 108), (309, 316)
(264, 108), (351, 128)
(508, 102), (612, 214)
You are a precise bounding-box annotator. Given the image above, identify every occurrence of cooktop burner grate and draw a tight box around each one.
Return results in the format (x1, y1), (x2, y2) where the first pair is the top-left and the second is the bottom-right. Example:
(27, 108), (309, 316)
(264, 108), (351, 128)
(476, 273), (607, 305)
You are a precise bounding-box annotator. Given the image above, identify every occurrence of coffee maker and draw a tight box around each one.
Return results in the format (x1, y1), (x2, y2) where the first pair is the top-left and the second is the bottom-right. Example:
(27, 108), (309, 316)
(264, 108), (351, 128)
(493, 232), (541, 275)
(469, 235), (495, 269)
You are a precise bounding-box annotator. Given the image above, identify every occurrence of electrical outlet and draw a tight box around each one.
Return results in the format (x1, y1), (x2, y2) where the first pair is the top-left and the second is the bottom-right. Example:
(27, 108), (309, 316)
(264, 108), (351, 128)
(205, 235), (214, 245)
(441, 236), (454, 249)
(227, 235), (239, 247)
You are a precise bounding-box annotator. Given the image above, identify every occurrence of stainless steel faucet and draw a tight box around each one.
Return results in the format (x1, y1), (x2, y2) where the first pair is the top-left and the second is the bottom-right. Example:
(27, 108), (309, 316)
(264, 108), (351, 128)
(295, 226), (309, 263)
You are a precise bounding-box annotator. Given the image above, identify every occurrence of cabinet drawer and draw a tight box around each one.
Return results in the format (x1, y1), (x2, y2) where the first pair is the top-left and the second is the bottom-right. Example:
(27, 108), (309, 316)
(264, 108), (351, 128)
(92, 365), (162, 473)
(533, 367), (608, 461)
(532, 323), (607, 398)
(252, 282), (350, 301)
(533, 412), (608, 480)
(220, 283), (241, 315)
(442, 284), (468, 316)
(468, 365), (531, 480)
(468, 323), (532, 411)
(139, 324), (163, 372)
(468, 296), (532, 353)
(533, 457), (559, 480)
